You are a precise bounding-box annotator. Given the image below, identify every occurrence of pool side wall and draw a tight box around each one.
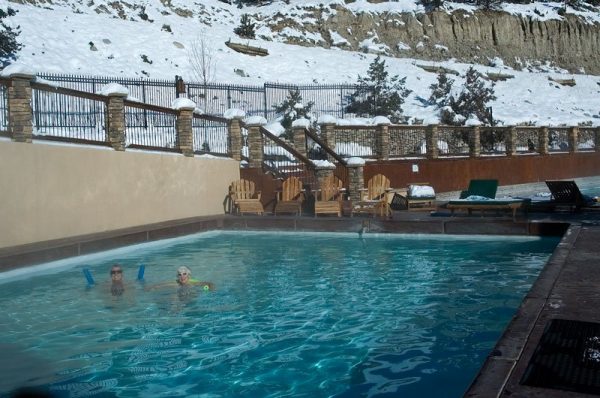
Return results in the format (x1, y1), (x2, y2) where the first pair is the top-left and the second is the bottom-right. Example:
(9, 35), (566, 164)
(0, 140), (240, 249)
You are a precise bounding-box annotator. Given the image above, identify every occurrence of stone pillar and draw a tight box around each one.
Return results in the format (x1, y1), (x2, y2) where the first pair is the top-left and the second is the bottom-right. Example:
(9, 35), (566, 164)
(425, 124), (439, 159)
(107, 92), (127, 151)
(314, 164), (335, 188)
(7, 73), (35, 143)
(375, 120), (390, 161)
(227, 116), (244, 161)
(293, 125), (307, 157)
(538, 126), (549, 155)
(596, 127), (600, 152)
(469, 126), (481, 158)
(505, 126), (517, 156)
(568, 126), (579, 153)
(347, 159), (365, 203)
(320, 122), (336, 162)
(176, 107), (194, 157)
(246, 118), (266, 168)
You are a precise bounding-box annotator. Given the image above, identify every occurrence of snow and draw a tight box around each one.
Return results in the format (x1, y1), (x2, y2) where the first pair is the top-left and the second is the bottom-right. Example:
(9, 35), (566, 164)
(318, 115), (337, 124)
(346, 157), (366, 166)
(245, 116), (267, 126)
(223, 109), (246, 119)
(2, 0), (600, 126)
(97, 83), (128, 96)
(0, 62), (35, 77)
(291, 118), (311, 128)
(172, 97), (196, 110)
(312, 159), (336, 168)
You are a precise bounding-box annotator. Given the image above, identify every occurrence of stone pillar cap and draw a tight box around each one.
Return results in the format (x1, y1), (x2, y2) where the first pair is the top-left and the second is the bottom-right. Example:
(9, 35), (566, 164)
(292, 118), (311, 128)
(244, 116), (267, 126)
(312, 159), (336, 169)
(98, 83), (129, 97)
(373, 116), (391, 125)
(346, 157), (366, 166)
(224, 108), (246, 120)
(317, 115), (337, 125)
(172, 97), (196, 111)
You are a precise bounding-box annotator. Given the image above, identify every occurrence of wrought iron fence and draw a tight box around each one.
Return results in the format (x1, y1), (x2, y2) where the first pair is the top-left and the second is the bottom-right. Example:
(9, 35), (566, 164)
(32, 85), (108, 143)
(192, 117), (229, 156)
(124, 105), (177, 149)
(0, 82), (8, 133)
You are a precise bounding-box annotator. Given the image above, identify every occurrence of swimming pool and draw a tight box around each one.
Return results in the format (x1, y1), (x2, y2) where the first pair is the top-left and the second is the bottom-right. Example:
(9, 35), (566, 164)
(0, 231), (560, 397)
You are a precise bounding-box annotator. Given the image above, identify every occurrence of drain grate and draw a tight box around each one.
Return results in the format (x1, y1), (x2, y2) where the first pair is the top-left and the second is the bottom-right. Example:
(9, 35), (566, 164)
(521, 318), (600, 395)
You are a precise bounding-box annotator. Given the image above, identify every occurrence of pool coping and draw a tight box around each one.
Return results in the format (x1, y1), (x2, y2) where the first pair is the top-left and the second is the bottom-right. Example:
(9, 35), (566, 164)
(0, 214), (569, 272)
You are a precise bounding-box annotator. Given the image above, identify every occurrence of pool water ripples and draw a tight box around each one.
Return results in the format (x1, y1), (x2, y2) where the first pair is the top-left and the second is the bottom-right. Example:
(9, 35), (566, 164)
(0, 232), (559, 397)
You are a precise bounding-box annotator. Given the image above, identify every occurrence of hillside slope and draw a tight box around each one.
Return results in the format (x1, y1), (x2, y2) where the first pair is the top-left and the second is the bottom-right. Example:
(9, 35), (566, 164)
(4, 0), (600, 125)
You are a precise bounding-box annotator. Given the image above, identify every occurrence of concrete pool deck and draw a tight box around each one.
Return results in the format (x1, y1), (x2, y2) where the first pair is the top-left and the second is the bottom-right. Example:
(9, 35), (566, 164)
(2, 187), (600, 397)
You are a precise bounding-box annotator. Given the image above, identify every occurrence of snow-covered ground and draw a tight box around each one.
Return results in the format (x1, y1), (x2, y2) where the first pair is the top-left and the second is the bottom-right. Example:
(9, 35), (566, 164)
(3, 0), (600, 126)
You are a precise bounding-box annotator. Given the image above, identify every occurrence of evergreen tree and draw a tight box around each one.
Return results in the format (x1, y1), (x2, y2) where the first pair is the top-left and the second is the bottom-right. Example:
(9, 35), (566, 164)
(234, 14), (256, 39)
(274, 89), (314, 141)
(345, 56), (411, 123)
(0, 7), (21, 67)
(431, 67), (496, 126)
(428, 72), (454, 107)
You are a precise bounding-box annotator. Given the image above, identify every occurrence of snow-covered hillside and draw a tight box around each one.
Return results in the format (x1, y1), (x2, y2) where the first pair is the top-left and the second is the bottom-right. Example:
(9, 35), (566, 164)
(3, 0), (600, 126)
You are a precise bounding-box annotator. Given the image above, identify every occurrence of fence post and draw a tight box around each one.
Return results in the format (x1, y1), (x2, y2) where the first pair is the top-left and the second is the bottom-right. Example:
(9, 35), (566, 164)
(314, 163), (335, 188)
(7, 71), (35, 143)
(106, 87), (128, 151)
(469, 126), (481, 158)
(375, 117), (391, 161)
(292, 120), (309, 157)
(568, 126), (579, 153)
(319, 117), (337, 162)
(426, 124), (439, 159)
(174, 98), (195, 157)
(347, 158), (365, 203)
(505, 126), (517, 156)
(227, 115), (244, 161)
(246, 117), (267, 168)
(538, 126), (549, 155)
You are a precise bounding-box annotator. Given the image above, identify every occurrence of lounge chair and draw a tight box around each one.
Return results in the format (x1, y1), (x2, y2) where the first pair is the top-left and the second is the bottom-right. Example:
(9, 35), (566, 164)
(229, 179), (264, 215)
(447, 179), (527, 220)
(314, 175), (345, 217)
(274, 176), (305, 215)
(544, 180), (597, 212)
(353, 173), (392, 218)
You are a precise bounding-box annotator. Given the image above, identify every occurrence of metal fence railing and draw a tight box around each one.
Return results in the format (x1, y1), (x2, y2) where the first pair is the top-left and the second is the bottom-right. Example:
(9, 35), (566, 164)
(578, 127), (597, 151)
(333, 126), (376, 158)
(32, 85), (108, 143)
(124, 104), (177, 149)
(0, 82), (8, 133)
(513, 126), (539, 153)
(436, 125), (470, 156)
(548, 127), (570, 152)
(192, 117), (229, 156)
(480, 126), (508, 155)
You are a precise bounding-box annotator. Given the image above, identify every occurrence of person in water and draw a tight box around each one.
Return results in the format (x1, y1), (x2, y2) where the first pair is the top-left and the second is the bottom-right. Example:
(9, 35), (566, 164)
(176, 266), (214, 290)
(109, 264), (125, 296)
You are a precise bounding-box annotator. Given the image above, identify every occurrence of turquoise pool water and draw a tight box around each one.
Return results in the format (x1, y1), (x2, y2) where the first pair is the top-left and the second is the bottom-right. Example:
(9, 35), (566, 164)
(0, 232), (560, 398)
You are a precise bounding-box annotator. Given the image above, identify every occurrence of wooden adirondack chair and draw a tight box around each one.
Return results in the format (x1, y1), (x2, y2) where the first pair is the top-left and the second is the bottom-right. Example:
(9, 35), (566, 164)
(274, 176), (305, 215)
(314, 175), (345, 217)
(229, 179), (264, 215)
(353, 173), (392, 218)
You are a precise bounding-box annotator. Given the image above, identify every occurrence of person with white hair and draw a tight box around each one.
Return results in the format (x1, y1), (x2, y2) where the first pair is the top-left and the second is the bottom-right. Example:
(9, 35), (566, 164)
(176, 266), (214, 291)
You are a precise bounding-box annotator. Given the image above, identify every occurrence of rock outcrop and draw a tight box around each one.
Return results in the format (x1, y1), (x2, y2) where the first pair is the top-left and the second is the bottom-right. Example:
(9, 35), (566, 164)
(262, 6), (600, 74)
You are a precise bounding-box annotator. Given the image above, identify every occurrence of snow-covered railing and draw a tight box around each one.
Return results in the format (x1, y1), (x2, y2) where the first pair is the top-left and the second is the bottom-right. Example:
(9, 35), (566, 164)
(1, 68), (235, 158)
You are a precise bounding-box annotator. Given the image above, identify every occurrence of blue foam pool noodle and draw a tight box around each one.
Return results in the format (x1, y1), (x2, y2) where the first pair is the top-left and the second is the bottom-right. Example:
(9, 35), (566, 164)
(83, 268), (95, 286)
(137, 265), (145, 281)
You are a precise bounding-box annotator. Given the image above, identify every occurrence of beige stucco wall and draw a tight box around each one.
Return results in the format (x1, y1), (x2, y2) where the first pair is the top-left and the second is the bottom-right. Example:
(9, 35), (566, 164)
(0, 140), (240, 249)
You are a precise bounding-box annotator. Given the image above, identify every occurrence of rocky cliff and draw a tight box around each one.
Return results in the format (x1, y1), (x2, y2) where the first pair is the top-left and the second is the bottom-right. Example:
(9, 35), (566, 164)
(262, 5), (600, 74)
